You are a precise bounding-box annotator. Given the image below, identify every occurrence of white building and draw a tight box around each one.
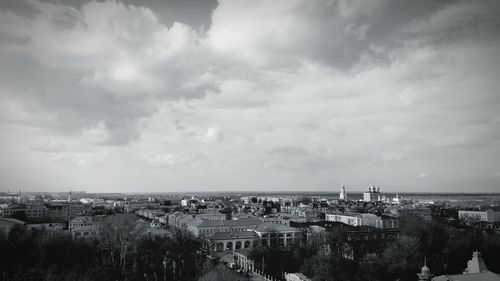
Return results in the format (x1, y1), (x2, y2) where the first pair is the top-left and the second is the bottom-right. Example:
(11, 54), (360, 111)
(339, 184), (347, 201)
(325, 212), (362, 226)
(325, 211), (399, 229)
(249, 222), (303, 247)
(458, 210), (500, 224)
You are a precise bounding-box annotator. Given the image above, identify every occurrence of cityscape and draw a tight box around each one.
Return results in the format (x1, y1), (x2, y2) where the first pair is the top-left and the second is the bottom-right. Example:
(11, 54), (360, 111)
(1, 0), (500, 281)
(1, 188), (500, 280)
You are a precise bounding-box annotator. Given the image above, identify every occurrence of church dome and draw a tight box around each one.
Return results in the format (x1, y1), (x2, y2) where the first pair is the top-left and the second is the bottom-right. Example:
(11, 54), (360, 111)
(421, 265), (430, 275)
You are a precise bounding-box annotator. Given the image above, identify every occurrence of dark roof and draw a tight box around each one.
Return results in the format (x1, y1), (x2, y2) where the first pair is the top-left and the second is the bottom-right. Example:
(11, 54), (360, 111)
(249, 222), (300, 232)
(196, 218), (261, 228)
(325, 211), (363, 217)
(210, 231), (258, 240)
(0, 217), (25, 225)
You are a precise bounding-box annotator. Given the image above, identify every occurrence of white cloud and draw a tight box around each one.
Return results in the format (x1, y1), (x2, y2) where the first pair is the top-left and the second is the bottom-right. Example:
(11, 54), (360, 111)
(0, 0), (499, 192)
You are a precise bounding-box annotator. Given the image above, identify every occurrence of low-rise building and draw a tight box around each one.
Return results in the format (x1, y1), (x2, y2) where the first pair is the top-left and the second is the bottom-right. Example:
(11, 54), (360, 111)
(69, 216), (97, 239)
(249, 222), (303, 247)
(0, 201), (48, 220)
(233, 248), (255, 272)
(325, 211), (362, 226)
(209, 231), (259, 252)
(188, 218), (262, 237)
(325, 211), (399, 229)
(458, 209), (500, 224)
(46, 202), (92, 222)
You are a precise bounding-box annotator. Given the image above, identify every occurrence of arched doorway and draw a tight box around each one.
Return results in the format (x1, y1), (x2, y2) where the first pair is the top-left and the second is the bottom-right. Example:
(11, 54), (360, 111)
(244, 241), (250, 248)
(235, 241), (242, 250)
(226, 242), (233, 251)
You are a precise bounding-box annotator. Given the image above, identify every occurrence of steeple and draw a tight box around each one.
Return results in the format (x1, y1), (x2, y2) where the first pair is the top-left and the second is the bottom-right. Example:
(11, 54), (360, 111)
(339, 177), (347, 201)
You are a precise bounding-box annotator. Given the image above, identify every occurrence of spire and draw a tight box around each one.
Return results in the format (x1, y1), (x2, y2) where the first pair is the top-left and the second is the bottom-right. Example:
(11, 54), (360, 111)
(339, 177), (347, 201)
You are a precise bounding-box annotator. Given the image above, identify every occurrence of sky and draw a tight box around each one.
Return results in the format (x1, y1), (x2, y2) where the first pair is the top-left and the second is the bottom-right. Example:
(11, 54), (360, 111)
(0, 0), (500, 193)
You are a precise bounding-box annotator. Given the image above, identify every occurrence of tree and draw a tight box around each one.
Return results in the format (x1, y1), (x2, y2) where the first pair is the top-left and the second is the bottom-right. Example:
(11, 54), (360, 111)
(97, 214), (145, 280)
(198, 264), (234, 281)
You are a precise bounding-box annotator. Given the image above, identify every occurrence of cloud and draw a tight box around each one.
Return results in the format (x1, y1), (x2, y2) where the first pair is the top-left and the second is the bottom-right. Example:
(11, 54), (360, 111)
(0, 0), (215, 145)
(0, 0), (500, 192)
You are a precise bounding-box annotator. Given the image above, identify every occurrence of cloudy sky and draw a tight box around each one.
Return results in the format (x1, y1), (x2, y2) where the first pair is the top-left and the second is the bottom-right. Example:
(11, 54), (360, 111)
(1, 0), (499, 193)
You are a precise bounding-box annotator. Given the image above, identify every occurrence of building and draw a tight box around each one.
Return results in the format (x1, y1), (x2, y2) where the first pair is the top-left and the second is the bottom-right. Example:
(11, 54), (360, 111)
(124, 202), (161, 213)
(0, 201), (48, 220)
(209, 231), (259, 252)
(69, 216), (94, 230)
(431, 251), (500, 281)
(181, 196), (199, 207)
(363, 185), (380, 202)
(233, 248), (255, 272)
(248, 222), (303, 247)
(69, 216), (98, 239)
(325, 211), (399, 229)
(311, 222), (400, 260)
(458, 210), (500, 224)
(339, 184), (347, 201)
(47, 202), (92, 222)
(135, 209), (166, 220)
(0, 217), (25, 239)
(325, 211), (362, 226)
(194, 212), (226, 221)
(189, 218), (262, 237)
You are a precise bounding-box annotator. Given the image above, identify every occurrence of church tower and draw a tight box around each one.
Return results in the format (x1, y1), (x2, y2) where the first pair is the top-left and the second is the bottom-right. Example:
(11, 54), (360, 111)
(339, 177), (347, 201)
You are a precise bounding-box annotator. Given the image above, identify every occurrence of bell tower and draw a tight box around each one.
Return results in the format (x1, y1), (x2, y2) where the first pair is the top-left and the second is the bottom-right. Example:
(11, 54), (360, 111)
(339, 177), (347, 201)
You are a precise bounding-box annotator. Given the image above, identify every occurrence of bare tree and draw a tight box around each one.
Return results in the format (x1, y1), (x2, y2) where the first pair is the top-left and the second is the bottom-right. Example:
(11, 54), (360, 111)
(97, 214), (146, 280)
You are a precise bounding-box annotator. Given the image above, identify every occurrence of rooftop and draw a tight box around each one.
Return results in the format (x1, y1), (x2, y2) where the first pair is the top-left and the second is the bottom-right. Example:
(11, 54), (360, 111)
(195, 218), (262, 228)
(249, 222), (300, 233)
(433, 271), (500, 281)
(0, 217), (25, 225)
(210, 231), (258, 240)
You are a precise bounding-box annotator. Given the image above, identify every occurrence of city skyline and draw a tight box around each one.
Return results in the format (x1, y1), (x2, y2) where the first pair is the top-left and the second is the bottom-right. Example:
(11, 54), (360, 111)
(1, 0), (500, 193)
